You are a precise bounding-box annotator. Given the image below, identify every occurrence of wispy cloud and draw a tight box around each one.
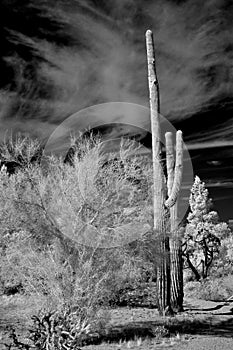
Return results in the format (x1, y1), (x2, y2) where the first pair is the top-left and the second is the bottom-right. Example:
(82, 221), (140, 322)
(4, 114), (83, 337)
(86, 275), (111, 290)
(205, 181), (233, 188)
(0, 0), (233, 144)
(186, 140), (233, 150)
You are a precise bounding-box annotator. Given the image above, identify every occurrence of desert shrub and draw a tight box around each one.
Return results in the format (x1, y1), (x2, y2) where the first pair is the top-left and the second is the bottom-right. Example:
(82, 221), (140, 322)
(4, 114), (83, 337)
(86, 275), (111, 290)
(103, 244), (157, 308)
(184, 281), (202, 299)
(183, 269), (196, 283)
(5, 305), (111, 349)
(199, 278), (231, 301)
(2, 235), (115, 310)
(1, 226), (156, 308)
(0, 230), (28, 295)
(0, 221), (155, 309)
(0, 132), (42, 169)
(184, 278), (231, 301)
(210, 260), (233, 278)
(210, 234), (233, 278)
(0, 133), (155, 318)
(110, 281), (157, 308)
(149, 325), (169, 338)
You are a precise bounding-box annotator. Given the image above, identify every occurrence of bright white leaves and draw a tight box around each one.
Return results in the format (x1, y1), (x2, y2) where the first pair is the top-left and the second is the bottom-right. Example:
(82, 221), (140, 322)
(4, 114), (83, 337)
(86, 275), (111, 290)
(44, 136), (152, 248)
(184, 176), (230, 278)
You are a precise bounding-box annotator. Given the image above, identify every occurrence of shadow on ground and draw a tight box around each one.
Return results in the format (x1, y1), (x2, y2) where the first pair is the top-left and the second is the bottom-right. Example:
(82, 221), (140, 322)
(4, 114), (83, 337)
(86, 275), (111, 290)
(167, 315), (233, 338)
(80, 314), (233, 345)
(1, 298), (233, 347)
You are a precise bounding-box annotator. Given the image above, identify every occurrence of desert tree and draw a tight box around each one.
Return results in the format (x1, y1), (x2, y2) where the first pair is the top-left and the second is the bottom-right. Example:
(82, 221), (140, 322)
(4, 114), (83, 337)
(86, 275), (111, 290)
(0, 133), (153, 308)
(183, 176), (229, 280)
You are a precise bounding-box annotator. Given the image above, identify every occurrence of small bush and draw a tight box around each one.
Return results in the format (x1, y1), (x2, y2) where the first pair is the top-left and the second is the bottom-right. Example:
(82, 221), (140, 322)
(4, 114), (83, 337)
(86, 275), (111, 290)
(149, 325), (169, 338)
(110, 281), (157, 308)
(183, 269), (196, 283)
(0, 230), (28, 296)
(184, 278), (231, 301)
(5, 305), (111, 349)
(199, 279), (231, 301)
(184, 281), (202, 299)
(210, 260), (233, 278)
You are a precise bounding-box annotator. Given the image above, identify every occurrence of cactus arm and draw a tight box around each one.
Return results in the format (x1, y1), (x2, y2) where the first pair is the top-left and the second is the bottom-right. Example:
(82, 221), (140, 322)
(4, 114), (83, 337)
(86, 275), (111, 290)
(165, 130), (183, 209)
(165, 131), (178, 229)
(165, 132), (174, 196)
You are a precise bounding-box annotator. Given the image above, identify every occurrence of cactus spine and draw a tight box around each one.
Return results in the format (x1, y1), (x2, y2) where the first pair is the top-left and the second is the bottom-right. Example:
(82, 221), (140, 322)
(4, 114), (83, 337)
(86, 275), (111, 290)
(145, 30), (183, 315)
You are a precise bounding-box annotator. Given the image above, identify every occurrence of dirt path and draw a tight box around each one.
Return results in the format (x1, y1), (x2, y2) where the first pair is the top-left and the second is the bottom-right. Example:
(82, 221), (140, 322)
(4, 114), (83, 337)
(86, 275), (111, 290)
(171, 336), (233, 350)
(169, 298), (233, 350)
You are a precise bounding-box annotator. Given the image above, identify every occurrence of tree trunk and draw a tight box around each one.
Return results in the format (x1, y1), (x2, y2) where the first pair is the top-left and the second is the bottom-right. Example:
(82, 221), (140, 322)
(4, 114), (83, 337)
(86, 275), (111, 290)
(186, 254), (201, 281)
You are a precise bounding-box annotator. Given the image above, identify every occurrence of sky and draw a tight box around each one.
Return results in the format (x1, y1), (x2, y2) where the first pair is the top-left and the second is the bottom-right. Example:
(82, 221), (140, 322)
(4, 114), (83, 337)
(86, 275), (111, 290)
(0, 0), (233, 221)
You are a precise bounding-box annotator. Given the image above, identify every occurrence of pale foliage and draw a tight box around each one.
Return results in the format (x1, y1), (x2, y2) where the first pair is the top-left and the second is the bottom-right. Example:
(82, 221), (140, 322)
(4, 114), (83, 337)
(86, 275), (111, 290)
(0, 132), (42, 167)
(222, 235), (233, 261)
(0, 134), (154, 312)
(42, 136), (152, 247)
(183, 176), (230, 280)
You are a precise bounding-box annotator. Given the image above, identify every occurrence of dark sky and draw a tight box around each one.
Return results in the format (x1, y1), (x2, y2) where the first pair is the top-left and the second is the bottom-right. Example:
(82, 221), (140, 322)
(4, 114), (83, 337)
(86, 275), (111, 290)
(0, 0), (233, 221)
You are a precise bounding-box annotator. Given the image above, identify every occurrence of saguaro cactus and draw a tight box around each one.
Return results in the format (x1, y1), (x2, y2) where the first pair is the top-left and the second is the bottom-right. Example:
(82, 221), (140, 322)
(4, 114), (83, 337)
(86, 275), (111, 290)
(145, 30), (183, 315)
(165, 132), (184, 312)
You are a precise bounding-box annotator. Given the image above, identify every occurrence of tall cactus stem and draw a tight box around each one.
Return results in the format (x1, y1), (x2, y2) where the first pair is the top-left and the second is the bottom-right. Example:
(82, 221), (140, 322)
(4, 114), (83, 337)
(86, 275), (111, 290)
(145, 30), (166, 233)
(165, 131), (184, 311)
(146, 29), (173, 316)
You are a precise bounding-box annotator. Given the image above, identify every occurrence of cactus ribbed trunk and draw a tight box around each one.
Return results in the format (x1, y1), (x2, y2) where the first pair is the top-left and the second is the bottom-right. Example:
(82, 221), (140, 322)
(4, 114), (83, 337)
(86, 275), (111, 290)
(165, 132), (184, 312)
(157, 234), (172, 315)
(170, 202), (184, 312)
(170, 233), (183, 311)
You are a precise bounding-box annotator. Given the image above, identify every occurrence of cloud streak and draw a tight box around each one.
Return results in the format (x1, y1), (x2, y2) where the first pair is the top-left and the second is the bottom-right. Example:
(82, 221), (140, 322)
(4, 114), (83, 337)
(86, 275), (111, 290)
(186, 140), (233, 150)
(0, 0), (233, 145)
